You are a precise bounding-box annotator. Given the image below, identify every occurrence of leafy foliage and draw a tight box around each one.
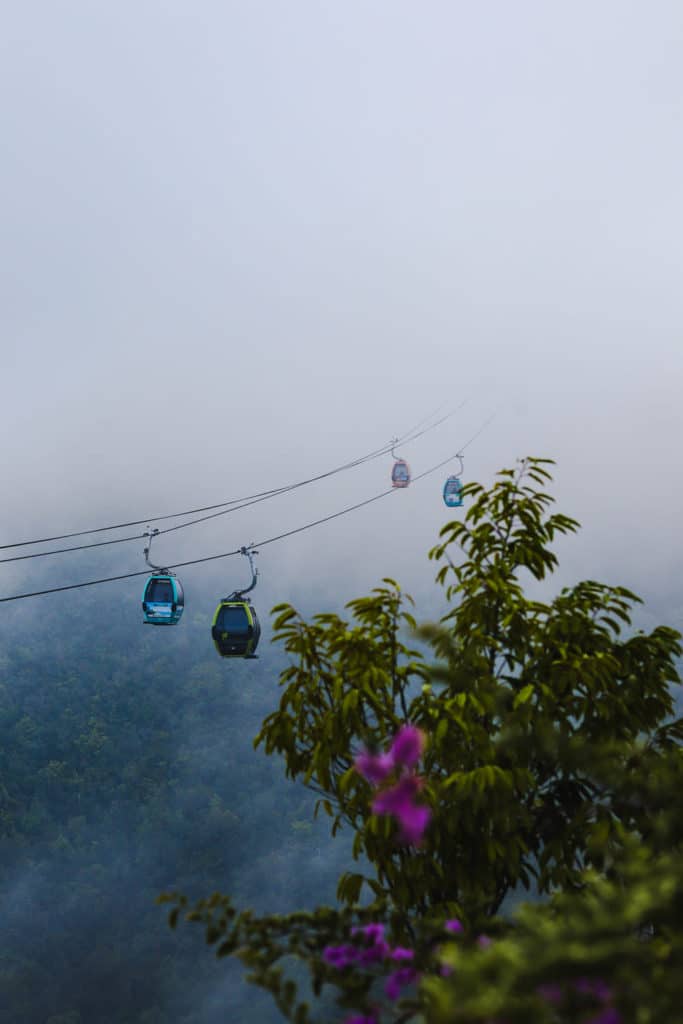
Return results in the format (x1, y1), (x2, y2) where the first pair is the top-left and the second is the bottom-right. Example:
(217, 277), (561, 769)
(423, 746), (683, 1023)
(168, 459), (682, 1022)
(255, 459), (681, 921)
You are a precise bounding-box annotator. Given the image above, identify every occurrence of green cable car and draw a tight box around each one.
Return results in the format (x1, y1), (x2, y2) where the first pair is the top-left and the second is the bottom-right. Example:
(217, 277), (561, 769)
(212, 546), (261, 659)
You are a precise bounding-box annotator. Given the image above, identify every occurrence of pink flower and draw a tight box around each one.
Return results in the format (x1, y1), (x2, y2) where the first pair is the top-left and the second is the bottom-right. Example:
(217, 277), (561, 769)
(358, 943), (389, 965)
(355, 724), (426, 787)
(323, 944), (358, 968)
(351, 922), (386, 943)
(355, 750), (395, 785)
(372, 775), (422, 816)
(385, 966), (418, 1000)
(445, 919), (463, 934)
(372, 776), (431, 845)
(390, 725), (426, 768)
(390, 947), (414, 962)
(348, 922), (391, 964)
(396, 803), (431, 845)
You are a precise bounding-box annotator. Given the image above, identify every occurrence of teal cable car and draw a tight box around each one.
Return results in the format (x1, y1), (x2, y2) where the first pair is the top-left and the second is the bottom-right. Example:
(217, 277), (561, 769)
(443, 454), (464, 508)
(141, 528), (184, 625)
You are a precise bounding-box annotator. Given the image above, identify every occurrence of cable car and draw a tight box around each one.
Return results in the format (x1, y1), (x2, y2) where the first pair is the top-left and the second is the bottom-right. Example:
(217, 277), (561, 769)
(442, 476), (463, 508)
(212, 546), (261, 659)
(391, 459), (411, 488)
(390, 439), (411, 488)
(141, 528), (184, 625)
(443, 454), (464, 508)
(142, 573), (184, 625)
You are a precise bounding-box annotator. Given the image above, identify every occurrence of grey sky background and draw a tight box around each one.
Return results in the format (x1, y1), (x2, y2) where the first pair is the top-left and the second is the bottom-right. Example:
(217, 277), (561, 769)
(2, 1), (682, 618)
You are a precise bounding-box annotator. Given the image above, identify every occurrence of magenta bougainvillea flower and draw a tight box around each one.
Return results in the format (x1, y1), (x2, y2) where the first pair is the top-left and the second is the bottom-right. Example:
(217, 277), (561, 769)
(371, 775), (422, 816)
(351, 922), (390, 963)
(354, 725), (426, 785)
(445, 918), (463, 934)
(394, 802), (430, 845)
(327, 922), (421, 1017)
(384, 965), (418, 1000)
(389, 725), (425, 768)
(358, 944), (389, 966)
(389, 946), (414, 962)
(354, 750), (396, 785)
(356, 725), (431, 845)
(372, 775), (431, 844)
(322, 944), (359, 969)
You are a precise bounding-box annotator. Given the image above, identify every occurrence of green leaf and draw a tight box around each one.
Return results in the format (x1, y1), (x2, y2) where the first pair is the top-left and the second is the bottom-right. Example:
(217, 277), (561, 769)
(513, 684), (534, 708)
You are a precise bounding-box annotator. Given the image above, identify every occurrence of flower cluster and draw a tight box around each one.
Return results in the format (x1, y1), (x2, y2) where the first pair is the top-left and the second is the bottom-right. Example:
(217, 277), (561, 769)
(323, 728), (431, 1021)
(325, 722), (628, 1024)
(324, 918), (467, 1024)
(537, 978), (621, 1023)
(354, 725), (431, 845)
(323, 922), (418, 1024)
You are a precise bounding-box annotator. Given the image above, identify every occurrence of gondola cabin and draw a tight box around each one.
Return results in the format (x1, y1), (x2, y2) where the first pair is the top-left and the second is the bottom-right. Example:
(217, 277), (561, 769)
(212, 600), (261, 658)
(391, 459), (411, 488)
(142, 573), (184, 625)
(443, 475), (464, 508)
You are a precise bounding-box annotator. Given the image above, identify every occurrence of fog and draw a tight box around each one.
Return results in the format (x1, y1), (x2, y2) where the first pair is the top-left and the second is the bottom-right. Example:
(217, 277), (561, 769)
(1, 0), (682, 614)
(1, 4), (682, 1021)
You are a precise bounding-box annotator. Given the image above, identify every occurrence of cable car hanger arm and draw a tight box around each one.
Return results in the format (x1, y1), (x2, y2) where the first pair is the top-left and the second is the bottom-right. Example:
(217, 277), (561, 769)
(143, 528), (170, 574)
(226, 545), (259, 601)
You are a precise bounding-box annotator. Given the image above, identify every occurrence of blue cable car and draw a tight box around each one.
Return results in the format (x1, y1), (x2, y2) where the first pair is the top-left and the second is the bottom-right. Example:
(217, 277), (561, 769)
(141, 528), (184, 625)
(443, 454), (465, 508)
(212, 546), (261, 659)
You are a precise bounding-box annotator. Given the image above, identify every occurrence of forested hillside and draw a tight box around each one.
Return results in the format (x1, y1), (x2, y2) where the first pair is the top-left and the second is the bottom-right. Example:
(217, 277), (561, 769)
(0, 583), (349, 1024)
(1, 520), (680, 1024)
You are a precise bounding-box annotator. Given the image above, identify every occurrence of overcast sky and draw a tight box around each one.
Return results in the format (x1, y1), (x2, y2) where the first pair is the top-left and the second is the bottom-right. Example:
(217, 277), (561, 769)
(2, 1), (682, 616)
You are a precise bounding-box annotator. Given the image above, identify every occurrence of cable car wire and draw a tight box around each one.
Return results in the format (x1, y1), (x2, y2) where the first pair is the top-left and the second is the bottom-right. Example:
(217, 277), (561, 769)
(153, 400), (468, 539)
(0, 412), (495, 605)
(0, 447), (385, 552)
(0, 404), (458, 552)
(257, 413), (495, 550)
(0, 400), (468, 563)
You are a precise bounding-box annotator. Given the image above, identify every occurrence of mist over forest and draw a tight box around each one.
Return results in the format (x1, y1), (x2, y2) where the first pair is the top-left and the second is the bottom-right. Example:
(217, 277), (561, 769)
(0, 575), (351, 1023)
(2, 1), (683, 1021)
(1, 512), (681, 1022)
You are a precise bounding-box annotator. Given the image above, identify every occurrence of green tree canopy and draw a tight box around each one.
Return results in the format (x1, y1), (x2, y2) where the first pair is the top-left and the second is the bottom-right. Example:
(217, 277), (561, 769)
(165, 458), (683, 1023)
(256, 458), (681, 922)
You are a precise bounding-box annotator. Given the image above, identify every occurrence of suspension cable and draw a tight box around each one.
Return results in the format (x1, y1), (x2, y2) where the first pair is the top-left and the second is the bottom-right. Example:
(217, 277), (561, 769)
(0, 400), (468, 563)
(0, 413), (495, 604)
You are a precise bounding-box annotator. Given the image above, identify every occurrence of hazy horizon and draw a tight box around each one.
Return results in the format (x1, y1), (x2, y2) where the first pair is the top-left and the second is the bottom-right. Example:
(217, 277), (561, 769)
(3, 2), (682, 622)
